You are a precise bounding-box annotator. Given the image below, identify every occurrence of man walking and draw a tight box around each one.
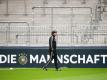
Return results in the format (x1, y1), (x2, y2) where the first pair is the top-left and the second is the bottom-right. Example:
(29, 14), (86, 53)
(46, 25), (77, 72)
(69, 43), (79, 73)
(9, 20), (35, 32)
(43, 30), (60, 71)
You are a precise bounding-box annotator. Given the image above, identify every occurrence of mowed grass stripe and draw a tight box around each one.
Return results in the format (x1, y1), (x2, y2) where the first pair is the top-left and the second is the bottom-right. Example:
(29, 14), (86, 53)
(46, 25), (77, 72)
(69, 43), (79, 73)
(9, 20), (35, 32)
(0, 68), (107, 80)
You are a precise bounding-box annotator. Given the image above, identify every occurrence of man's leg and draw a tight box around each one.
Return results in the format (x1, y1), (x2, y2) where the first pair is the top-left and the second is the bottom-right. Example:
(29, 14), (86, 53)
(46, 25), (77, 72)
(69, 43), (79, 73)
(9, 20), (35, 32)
(54, 53), (58, 70)
(43, 52), (53, 70)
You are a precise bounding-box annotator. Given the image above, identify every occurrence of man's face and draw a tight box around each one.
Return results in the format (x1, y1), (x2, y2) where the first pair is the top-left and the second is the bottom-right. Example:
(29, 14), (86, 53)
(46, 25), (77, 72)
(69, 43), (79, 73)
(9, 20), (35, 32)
(53, 32), (57, 36)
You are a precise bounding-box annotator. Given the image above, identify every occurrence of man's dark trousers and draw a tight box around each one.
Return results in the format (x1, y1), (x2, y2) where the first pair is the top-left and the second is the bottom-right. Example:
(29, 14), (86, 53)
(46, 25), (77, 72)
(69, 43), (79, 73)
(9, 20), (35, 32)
(43, 50), (58, 69)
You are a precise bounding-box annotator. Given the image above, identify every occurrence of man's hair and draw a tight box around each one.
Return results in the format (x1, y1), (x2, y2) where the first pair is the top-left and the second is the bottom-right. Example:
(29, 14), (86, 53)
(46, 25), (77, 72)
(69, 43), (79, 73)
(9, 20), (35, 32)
(51, 30), (57, 35)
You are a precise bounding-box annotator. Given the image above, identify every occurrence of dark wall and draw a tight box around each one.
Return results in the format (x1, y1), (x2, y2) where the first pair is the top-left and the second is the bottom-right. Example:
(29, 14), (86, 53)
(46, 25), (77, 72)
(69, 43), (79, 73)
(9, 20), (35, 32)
(0, 46), (107, 68)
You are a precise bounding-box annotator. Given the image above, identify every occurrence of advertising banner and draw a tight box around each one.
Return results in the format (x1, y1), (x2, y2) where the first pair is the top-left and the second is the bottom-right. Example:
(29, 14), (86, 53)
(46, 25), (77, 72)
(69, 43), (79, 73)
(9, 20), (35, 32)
(0, 46), (107, 68)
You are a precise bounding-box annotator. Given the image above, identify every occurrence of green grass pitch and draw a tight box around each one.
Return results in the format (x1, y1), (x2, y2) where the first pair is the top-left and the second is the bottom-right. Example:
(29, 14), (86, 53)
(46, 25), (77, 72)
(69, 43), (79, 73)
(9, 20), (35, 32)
(0, 68), (107, 80)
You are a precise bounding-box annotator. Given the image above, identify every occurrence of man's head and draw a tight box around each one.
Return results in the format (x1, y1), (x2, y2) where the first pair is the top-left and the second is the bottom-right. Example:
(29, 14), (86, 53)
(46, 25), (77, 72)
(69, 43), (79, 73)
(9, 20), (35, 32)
(51, 30), (57, 36)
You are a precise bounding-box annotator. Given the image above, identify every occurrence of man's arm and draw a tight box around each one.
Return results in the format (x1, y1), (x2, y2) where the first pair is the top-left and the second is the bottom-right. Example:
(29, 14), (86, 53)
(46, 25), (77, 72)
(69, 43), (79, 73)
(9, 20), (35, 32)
(50, 36), (54, 51)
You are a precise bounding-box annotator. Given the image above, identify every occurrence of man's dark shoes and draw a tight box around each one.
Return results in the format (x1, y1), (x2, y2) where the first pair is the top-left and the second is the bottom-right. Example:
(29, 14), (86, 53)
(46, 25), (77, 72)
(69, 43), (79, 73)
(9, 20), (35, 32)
(56, 68), (61, 71)
(43, 67), (47, 71)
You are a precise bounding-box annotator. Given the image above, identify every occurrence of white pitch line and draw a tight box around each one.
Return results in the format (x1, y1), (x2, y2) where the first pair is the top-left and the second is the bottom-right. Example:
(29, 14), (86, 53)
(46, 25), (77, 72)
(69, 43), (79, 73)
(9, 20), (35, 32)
(0, 69), (14, 70)
(0, 68), (40, 70)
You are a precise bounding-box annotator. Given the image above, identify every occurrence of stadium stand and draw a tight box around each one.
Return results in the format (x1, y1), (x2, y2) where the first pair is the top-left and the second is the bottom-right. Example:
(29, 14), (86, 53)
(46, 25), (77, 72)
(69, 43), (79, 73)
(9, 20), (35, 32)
(0, 0), (107, 46)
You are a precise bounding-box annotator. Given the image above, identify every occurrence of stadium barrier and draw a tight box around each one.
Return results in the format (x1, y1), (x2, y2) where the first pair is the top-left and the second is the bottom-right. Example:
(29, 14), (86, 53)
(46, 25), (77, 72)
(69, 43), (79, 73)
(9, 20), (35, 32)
(0, 46), (107, 68)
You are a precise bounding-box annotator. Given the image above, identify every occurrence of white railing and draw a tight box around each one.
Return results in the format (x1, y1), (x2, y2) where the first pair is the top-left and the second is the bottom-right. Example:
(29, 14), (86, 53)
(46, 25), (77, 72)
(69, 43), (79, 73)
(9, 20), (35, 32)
(0, 22), (107, 46)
